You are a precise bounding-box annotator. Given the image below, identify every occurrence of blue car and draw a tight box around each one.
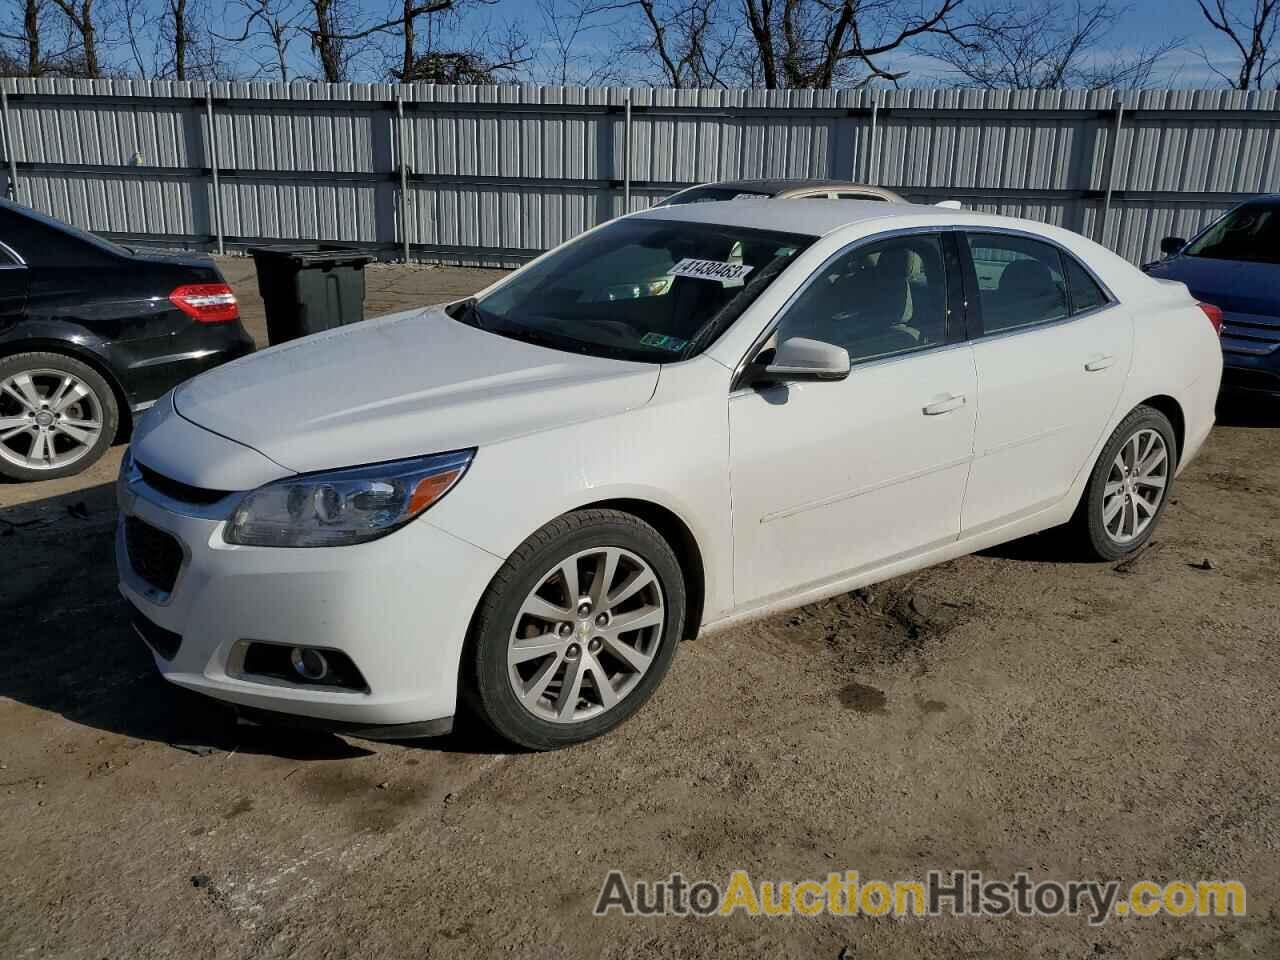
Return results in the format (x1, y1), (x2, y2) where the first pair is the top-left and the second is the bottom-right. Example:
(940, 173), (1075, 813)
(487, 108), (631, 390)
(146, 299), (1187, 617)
(1143, 196), (1280, 398)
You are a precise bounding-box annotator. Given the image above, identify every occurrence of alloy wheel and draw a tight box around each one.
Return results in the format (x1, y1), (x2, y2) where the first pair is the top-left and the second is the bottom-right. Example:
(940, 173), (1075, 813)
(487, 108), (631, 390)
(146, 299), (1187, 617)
(0, 368), (105, 472)
(1101, 427), (1169, 544)
(507, 546), (665, 724)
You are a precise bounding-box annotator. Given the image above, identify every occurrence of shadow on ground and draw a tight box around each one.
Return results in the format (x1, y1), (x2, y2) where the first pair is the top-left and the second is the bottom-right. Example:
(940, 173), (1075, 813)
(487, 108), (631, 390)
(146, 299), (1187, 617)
(0, 481), (505, 759)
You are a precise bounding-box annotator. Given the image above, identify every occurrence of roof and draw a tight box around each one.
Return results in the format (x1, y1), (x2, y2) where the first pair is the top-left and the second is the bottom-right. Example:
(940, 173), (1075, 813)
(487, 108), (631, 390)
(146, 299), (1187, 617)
(631, 197), (955, 236)
(704, 178), (884, 194)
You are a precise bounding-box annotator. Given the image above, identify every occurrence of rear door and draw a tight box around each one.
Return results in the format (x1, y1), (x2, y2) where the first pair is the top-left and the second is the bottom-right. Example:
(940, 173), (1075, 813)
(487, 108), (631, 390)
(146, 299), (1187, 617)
(960, 231), (1132, 534)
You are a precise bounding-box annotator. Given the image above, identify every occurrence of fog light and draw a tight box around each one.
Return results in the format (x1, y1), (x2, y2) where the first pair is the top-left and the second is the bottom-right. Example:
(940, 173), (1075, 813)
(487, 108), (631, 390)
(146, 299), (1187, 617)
(290, 646), (329, 681)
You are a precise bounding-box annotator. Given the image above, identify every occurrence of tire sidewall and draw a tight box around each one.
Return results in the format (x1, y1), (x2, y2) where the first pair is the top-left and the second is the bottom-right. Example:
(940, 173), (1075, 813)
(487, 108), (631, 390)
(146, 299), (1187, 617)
(1085, 407), (1177, 561)
(0, 352), (119, 482)
(468, 514), (686, 750)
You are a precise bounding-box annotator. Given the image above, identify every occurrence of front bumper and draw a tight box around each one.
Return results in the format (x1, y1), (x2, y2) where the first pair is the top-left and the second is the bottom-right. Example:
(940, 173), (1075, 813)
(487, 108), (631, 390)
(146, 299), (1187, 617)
(1221, 351), (1280, 397)
(116, 466), (504, 730)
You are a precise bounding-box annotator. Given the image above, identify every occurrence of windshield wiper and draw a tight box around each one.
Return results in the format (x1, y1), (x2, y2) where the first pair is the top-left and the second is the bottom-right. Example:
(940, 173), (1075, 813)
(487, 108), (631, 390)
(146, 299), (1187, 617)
(446, 297), (486, 330)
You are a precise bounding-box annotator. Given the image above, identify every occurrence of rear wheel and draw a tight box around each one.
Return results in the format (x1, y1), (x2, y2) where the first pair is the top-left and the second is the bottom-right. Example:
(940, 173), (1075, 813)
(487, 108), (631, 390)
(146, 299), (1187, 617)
(0, 352), (119, 482)
(1071, 405), (1176, 561)
(462, 509), (686, 750)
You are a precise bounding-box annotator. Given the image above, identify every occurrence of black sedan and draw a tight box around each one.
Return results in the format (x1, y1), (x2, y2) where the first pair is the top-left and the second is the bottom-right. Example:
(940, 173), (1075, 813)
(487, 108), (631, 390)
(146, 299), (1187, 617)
(0, 201), (254, 481)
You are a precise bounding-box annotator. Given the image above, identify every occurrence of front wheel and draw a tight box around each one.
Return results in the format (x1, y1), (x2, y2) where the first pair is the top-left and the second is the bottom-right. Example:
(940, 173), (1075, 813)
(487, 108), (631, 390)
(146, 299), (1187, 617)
(462, 509), (686, 750)
(1071, 404), (1177, 561)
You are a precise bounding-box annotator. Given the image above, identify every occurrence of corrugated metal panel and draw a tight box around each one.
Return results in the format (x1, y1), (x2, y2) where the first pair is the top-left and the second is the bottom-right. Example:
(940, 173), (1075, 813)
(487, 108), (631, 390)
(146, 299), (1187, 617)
(0, 80), (1276, 266)
(21, 172), (204, 235)
(10, 100), (200, 166)
(218, 180), (380, 242)
(215, 107), (377, 172)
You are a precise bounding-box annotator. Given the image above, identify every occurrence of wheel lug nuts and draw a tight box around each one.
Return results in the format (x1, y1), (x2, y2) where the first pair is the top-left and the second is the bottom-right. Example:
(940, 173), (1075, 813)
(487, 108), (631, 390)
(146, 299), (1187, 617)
(595, 612), (609, 627)
(558, 623), (573, 637)
(588, 637), (602, 653)
(577, 601), (591, 617)
(566, 643), (580, 658)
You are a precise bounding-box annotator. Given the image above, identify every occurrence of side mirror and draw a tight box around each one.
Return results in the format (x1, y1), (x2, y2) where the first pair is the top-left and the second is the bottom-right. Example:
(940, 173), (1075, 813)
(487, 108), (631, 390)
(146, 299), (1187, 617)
(759, 337), (851, 383)
(1160, 236), (1186, 256)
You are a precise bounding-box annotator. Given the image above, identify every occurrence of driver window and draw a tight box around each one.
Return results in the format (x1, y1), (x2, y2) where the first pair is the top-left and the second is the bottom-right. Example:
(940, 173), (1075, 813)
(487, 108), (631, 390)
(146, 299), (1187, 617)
(777, 234), (949, 364)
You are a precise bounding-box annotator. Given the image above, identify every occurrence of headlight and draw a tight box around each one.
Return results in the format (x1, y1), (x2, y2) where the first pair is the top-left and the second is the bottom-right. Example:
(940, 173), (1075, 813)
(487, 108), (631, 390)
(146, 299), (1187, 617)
(224, 450), (474, 548)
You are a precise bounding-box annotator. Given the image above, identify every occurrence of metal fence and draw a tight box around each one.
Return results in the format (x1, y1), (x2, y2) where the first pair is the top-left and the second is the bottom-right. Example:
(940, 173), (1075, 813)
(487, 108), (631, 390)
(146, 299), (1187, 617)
(0, 78), (1277, 266)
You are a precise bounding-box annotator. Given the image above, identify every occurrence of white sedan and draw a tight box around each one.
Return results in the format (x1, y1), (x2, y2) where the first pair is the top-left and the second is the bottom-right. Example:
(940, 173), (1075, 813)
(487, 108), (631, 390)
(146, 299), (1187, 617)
(116, 201), (1222, 749)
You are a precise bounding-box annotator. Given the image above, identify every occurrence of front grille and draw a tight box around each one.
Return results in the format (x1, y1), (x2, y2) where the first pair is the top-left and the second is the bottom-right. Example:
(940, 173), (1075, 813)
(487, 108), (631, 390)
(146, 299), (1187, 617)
(1220, 311), (1280, 356)
(137, 462), (230, 505)
(129, 602), (182, 660)
(124, 516), (184, 594)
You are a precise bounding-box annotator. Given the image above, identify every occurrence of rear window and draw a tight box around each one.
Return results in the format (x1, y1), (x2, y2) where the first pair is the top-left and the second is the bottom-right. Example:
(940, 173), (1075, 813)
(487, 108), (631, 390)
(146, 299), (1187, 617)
(1183, 203), (1280, 265)
(0, 206), (128, 265)
(658, 187), (771, 207)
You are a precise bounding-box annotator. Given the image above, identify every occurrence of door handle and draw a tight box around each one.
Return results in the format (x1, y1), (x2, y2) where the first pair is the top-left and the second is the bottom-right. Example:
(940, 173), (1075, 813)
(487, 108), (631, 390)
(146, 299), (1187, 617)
(1084, 354), (1116, 372)
(923, 393), (966, 416)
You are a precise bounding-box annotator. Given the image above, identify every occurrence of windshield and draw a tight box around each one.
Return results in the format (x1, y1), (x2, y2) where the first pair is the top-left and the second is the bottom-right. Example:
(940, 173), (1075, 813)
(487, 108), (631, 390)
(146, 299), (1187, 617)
(1183, 203), (1280, 264)
(465, 218), (813, 362)
(658, 186), (772, 206)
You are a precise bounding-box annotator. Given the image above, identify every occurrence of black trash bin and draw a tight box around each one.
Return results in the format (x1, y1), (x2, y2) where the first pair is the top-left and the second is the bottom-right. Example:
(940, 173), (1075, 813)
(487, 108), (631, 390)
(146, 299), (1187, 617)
(248, 245), (376, 345)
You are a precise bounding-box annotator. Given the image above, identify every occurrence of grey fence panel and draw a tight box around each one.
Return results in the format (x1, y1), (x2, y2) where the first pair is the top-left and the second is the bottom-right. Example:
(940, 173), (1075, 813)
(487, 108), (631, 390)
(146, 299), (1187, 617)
(21, 171), (204, 236)
(0, 77), (1276, 266)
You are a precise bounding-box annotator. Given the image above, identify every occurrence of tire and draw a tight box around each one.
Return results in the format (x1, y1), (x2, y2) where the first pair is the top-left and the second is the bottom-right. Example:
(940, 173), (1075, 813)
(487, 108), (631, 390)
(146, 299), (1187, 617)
(461, 508), (686, 750)
(0, 351), (120, 482)
(1071, 404), (1177, 561)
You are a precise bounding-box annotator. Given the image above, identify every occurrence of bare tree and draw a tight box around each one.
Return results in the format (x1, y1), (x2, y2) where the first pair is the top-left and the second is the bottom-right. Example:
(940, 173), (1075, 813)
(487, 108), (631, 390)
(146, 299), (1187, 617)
(927, 0), (1179, 89)
(619, 0), (966, 88)
(166, 0), (192, 78)
(0, 0), (48, 75)
(394, 15), (530, 82)
(1196, 0), (1280, 88)
(217, 0), (307, 81)
(534, 0), (622, 85)
(743, 0), (966, 88)
(48, 0), (100, 76)
(607, 0), (741, 87)
(306, 0), (348, 81)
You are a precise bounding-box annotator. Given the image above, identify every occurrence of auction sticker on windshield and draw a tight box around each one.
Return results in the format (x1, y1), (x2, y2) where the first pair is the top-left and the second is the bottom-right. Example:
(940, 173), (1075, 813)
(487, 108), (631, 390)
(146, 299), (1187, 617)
(668, 259), (755, 283)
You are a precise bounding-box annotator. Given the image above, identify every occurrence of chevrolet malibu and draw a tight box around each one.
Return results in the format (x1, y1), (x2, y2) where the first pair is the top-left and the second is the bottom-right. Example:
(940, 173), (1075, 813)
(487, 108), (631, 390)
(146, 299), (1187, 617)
(117, 201), (1222, 750)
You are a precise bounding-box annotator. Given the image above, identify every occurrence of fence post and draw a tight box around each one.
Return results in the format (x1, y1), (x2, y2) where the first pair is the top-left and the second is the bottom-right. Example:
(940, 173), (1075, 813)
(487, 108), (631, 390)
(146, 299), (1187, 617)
(623, 89), (632, 213)
(204, 91), (224, 256)
(1, 89), (20, 202)
(396, 92), (411, 264)
(1097, 91), (1125, 247)
(867, 88), (880, 185)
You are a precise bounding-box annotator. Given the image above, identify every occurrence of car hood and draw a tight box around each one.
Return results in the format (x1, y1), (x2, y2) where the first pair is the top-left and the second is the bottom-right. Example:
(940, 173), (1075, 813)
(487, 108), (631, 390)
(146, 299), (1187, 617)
(1145, 256), (1280, 317)
(173, 306), (660, 476)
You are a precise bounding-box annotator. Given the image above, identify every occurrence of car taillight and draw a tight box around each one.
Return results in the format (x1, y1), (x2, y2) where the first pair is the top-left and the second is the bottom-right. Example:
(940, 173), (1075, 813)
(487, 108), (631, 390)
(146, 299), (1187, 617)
(169, 283), (239, 323)
(1197, 302), (1224, 337)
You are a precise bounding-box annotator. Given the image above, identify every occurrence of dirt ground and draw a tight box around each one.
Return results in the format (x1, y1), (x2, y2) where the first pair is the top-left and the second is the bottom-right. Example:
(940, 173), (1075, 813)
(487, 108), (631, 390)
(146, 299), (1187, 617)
(2, 258), (1278, 959)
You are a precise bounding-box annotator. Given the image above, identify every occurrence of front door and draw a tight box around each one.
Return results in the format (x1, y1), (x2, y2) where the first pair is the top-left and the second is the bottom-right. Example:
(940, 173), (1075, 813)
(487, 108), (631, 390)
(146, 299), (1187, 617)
(729, 231), (977, 606)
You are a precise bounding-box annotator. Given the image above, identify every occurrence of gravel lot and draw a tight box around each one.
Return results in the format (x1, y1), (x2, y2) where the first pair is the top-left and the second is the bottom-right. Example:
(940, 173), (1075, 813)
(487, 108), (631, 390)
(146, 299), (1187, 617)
(2, 258), (1278, 959)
